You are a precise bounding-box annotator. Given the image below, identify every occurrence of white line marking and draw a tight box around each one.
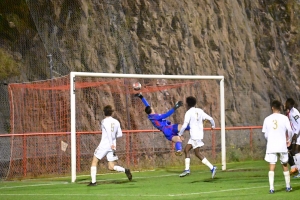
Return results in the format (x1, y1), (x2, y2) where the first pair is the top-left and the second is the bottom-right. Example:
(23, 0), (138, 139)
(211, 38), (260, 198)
(0, 184), (297, 197)
(0, 182), (69, 190)
(1, 167), (297, 197)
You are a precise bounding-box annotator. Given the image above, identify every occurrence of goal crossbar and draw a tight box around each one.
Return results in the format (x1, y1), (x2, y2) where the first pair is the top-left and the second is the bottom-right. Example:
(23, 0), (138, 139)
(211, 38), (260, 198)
(70, 72), (226, 182)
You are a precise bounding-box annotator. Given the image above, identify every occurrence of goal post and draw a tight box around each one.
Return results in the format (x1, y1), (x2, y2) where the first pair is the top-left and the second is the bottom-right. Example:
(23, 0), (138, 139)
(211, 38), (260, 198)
(70, 72), (225, 183)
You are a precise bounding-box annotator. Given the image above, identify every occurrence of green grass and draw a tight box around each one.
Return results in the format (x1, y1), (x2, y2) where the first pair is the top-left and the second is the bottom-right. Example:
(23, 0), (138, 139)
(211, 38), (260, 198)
(0, 160), (299, 200)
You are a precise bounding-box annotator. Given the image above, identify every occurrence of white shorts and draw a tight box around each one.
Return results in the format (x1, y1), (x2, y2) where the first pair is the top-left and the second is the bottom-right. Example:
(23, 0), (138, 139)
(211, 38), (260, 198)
(264, 152), (288, 164)
(187, 139), (204, 149)
(94, 146), (118, 162)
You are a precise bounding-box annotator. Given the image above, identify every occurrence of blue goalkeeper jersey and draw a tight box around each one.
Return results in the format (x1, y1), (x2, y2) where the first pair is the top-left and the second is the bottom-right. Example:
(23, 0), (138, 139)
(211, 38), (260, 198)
(148, 108), (175, 131)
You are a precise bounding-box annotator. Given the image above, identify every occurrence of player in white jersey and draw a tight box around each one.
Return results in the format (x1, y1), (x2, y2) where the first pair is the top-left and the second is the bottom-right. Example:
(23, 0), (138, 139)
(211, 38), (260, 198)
(88, 105), (132, 186)
(285, 98), (300, 177)
(177, 96), (217, 178)
(262, 100), (293, 193)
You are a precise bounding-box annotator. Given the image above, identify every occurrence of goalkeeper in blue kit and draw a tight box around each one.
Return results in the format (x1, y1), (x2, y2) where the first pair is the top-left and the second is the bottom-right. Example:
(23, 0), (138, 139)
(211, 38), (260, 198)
(135, 93), (189, 156)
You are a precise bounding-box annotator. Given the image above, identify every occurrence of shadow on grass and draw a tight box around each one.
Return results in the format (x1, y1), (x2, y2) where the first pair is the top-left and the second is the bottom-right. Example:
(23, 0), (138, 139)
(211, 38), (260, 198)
(79, 179), (136, 185)
(190, 177), (220, 183)
(224, 168), (264, 172)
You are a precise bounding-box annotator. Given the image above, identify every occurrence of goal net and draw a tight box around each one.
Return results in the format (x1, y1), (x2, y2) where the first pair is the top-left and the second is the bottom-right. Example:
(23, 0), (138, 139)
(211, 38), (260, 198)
(70, 72), (225, 182)
(6, 73), (225, 181)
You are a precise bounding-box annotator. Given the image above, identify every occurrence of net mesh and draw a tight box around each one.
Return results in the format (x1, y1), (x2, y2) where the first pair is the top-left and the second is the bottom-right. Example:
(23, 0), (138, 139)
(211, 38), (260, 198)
(5, 75), (221, 180)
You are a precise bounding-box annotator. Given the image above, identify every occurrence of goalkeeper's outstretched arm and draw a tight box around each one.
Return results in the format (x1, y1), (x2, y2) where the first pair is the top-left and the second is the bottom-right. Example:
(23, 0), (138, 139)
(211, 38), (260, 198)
(135, 93), (150, 107)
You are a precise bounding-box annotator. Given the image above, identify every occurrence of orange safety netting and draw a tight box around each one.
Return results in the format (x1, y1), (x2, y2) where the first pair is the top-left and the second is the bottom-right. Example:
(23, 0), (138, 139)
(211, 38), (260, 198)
(5, 75), (221, 180)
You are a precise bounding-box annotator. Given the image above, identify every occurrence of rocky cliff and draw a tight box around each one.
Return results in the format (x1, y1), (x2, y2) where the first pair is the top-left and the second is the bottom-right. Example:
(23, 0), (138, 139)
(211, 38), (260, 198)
(1, 0), (300, 129)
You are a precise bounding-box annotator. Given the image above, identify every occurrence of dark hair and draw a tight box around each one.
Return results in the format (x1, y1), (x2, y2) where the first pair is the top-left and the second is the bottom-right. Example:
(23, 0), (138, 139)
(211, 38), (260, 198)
(145, 106), (152, 114)
(103, 105), (114, 116)
(271, 100), (282, 111)
(186, 96), (197, 107)
(285, 98), (295, 110)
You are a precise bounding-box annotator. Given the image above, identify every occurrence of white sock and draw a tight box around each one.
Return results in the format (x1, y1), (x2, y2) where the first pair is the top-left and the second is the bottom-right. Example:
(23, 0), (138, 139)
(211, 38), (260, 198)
(91, 166), (97, 183)
(283, 171), (290, 188)
(113, 165), (125, 172)
(185, 158), (190, 170)
(269, 171), (274, 190)
(202, 158), (213, 170)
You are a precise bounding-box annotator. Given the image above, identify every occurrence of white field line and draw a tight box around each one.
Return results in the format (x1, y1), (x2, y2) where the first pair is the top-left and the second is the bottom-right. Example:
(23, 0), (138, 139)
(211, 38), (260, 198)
(0, 183), (298, 197)
(18, 167), (259, 182)
(1, 168), (296, 197)
(0, 182), (69, 189)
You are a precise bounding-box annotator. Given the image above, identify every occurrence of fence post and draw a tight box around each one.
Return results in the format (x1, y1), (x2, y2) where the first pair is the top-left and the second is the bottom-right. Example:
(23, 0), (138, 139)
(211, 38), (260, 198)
(76, 133), (81, 172)
(23, 135), (27, 177)
(211, 129), (216, 160)
(250, 128), (253, 152)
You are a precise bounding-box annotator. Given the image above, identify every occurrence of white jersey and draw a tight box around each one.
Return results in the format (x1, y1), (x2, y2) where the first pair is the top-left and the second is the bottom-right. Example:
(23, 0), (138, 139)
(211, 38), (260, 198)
(287, 107), (300, 135)
(98, 116), (122, 149)
(262, 113), (292, 153)
(178, 107), (215, 140)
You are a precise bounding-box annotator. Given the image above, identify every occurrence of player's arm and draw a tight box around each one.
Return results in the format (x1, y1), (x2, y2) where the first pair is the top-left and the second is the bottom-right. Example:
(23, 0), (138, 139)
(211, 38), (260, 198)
(155, 108), (175, 120)
(203, 112), (215, 128)
(116, 121), (123, 138)
(286, 117), (293, 144)
(178, 112), (190, 136)
(135, 93), (150, 107)
(262, 119), (268, 140)
(104, 123), (114, 150)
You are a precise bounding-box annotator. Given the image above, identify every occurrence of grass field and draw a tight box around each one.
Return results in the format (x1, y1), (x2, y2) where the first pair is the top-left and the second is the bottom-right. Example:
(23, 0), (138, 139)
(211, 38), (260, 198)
(0, 160), (299, 200)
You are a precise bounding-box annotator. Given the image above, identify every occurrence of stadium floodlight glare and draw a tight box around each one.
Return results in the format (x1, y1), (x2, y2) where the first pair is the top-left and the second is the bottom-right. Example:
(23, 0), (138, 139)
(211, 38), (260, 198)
(70, 72), (225, 183)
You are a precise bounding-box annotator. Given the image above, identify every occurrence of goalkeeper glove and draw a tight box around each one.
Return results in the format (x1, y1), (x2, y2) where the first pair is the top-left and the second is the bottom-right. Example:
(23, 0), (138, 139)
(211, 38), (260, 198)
(134, 93), (143, 99)
(173, 101), (183, 110)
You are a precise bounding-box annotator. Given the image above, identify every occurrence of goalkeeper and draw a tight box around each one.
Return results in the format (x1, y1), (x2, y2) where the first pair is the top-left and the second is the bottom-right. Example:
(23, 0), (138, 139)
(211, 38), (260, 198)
(135, 93), (189, 156)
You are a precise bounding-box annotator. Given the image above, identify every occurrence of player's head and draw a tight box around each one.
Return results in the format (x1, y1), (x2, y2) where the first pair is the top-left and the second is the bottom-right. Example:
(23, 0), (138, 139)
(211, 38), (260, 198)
(103, 105), (114, 116)
(285, 98), (295, 110)
(145, 106), (152, 114)
(271, 100), (282, 112)
(186, 96), (197, 108)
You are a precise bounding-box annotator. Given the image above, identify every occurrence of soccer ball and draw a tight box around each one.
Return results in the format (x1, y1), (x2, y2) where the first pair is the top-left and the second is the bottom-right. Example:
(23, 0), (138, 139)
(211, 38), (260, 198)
(133, 82), (142, 90)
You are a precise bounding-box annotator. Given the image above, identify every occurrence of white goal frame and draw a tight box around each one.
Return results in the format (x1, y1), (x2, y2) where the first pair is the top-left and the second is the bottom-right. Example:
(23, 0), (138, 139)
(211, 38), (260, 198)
(70, 72), (225, 182)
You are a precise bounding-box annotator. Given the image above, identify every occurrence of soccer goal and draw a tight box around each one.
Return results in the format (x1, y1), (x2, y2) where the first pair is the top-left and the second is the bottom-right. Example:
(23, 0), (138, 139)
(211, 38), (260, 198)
(70, 72), (225, 182)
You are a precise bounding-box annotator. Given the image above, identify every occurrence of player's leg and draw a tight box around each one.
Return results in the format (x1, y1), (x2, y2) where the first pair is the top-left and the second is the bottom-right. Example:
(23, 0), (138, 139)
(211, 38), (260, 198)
(88, 155), (100, 186)
(88, 147), (107, 186)
(288, 144), (298, 174)
(107, 151), (132, 181)
(193, 140), (217, 178)
(172, 135), (183, 156)
(292, 140), (300, 177)
(293, 148), (300, 178)
(265, 153), (277, 193)
(280, 153), (292, 191)
(169, 124), (183, 155)
(179, 143), (192, 177)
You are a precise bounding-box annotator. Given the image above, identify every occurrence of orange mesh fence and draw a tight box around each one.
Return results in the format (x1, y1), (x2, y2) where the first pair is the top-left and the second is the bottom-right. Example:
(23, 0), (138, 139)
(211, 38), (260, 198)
(0, 127), (265, 180)
(1, 75), (265, 180)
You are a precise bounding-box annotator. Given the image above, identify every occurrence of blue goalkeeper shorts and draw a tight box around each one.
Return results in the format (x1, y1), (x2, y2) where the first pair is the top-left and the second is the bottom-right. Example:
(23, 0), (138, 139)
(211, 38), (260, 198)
(162, 124), (179, 141)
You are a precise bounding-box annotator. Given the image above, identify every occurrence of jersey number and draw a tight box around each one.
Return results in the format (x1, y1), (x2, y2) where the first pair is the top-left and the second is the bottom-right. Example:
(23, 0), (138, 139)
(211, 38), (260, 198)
(111, 123), (115, 132)
(272, 120), (278, 130)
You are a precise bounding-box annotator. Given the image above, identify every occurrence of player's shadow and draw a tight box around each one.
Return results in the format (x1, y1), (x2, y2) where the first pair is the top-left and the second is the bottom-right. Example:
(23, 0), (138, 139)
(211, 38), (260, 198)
(97, 180), (136, 184)
(79, 179), (136, 185)
(190, 177), (220, 183)
(275, 185), (299, 192)
(165, 169), (182, 173)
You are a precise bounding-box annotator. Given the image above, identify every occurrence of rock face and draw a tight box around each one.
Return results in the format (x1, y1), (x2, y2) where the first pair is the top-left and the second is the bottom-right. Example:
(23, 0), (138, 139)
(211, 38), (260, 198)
(1, 0), (300, 127)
